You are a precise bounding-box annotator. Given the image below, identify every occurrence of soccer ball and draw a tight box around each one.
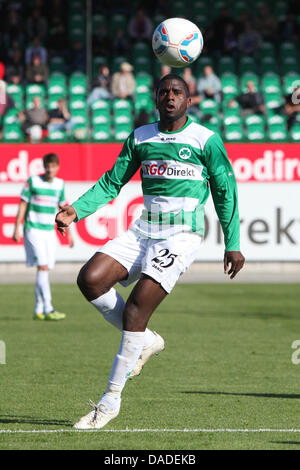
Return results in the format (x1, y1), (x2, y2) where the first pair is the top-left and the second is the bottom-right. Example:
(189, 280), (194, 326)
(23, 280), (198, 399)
(152, 18), (203, 68)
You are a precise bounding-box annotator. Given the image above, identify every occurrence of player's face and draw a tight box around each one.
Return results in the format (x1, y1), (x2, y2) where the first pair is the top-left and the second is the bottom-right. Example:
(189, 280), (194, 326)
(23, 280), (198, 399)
(44, 162), (59, 181)
(156, 78), (191, 122)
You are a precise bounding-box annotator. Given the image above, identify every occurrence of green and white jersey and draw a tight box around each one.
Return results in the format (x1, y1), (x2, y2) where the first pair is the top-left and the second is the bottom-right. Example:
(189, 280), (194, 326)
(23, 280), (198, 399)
(21, 175), (66, 231)
(73, 118), (240, 251)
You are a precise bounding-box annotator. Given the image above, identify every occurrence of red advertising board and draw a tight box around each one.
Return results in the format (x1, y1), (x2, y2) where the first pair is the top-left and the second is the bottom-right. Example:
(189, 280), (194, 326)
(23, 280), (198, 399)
(0, 143), (299, 183)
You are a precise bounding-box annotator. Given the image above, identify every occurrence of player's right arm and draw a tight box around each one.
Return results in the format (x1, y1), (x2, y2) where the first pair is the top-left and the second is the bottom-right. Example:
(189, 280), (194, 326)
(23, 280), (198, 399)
(55, 132), (140, 233)
(12, 199), (28, 242)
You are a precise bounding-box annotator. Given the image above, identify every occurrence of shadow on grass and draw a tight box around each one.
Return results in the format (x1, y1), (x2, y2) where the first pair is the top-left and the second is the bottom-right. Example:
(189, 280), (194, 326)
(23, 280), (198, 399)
(180, 391), (300, 399)
(0, 414), (73, 427)
(271, 441), (300, 446)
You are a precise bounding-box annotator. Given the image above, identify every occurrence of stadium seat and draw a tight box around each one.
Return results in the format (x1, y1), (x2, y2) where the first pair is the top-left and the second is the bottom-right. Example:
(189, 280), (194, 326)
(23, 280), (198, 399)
(134, 93), (155, 114)
(283, 74), (300, 94)
(26, 84), (46, 100)
(92, 124), (112, 141)
(265, 93), (283, 111)
(112, 99), (133, 115)
(200, 99), (220, 116)
(69, 96), (87, 111)
(224, 123), (245, 141)
(259, 56), (278, 75)
(267, 114), (287, 127)
(6, 83), (24, 103)
(113, 124), (132, 141)
(290, 124), (300, 141)
(71, 109), (89, 126)
(48, 128), (68, 142)
(48, 75), (67, 96)
(239, 56), (257, 75)
(221, 74), (239, 98)
(69, 73), (87, 96)
(133, 56), (152, 74)
(244, 114), (265, 127)
(3, 124), (24, 142)
(224, 113), (242, 126)
(90, 99), (111, 113)
(47, 95), (65, 110)
(268, 123), (288, 141)
(194, 56), (215, 75)
(49, 56), (66, 74)
(218, 56), (236, 75)
(240, 73), (260, 92)
(132, 42), (151, 59)
(91, 110), (111, 126)
(246, 123), (266, 142)
(281, 56), (299, 75)
(92, 56), (109, 76)
(109, 13), (127, 35)
(92, 14), (106, 33)
(3, 108), (20, 126)
(261, 74), (282, 95)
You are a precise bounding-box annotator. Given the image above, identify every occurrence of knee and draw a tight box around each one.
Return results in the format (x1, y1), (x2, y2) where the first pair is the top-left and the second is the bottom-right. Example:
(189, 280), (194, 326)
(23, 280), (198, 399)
(77, 264), (108, 300)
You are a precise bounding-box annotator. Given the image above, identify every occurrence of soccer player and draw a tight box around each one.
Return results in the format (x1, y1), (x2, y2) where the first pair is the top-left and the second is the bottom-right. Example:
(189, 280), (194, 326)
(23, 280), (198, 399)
(55, 74), (245, 429)
(13, 153), (74, 321)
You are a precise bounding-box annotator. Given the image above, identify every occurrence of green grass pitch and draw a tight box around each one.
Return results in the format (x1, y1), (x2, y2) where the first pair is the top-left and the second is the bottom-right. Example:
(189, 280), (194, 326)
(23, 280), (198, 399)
(0, 282), (300, 450)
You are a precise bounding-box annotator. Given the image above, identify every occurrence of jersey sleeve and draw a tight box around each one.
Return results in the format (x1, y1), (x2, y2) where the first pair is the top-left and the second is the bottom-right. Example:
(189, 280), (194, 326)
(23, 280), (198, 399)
(203, 133), (240, 251)
(72, 132), (140, 221)
(20, 177), (32, 202)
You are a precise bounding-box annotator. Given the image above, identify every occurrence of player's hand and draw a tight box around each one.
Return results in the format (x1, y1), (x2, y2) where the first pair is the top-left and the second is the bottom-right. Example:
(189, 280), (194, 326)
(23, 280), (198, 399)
(55, 205), (77, 236)
(224, 251), (245, 280)
(12, 229), (21, 243)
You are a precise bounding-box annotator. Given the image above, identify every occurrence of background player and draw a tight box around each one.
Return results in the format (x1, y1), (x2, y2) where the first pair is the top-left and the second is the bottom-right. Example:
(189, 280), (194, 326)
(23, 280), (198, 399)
(13, 153), (74, 321)
(56, 74), (245, 428)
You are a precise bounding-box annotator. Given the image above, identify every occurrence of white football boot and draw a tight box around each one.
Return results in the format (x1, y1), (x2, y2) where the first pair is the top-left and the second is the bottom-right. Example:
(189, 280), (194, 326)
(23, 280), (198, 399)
(73, 400), (120, 430)
(129, 331), (165, 379)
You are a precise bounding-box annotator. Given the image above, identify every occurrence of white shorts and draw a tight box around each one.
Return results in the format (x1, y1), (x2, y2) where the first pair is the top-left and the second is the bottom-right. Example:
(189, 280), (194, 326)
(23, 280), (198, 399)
(24, 228), (56, 269)
(98, 229), (202, 293)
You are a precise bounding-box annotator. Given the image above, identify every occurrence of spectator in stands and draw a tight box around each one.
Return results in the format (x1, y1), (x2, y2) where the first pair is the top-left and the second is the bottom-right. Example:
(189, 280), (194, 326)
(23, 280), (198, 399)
(5, 49), (24, 83)
(69, 41), (86, 72)
(255, 5), (278, 42)
(0, 80), (15, 139)
(26, 54), (49, 84)
(238, 22), (262, 56)
(111, 62), (136, 100)
(128, 8), (153, 41)
(223, 23), (238, 57)
(26, 7), (48, 42)
(88, 65), (112, 104)
(279, 12), (299, 42)
(19, 95), (48, 142)
(278, 86), (300, 130)
(196, 66), (222, 102)
(25, 36), (48, 65)
(187, 80), (202, 118)
(48, 98), (72, 134)
(227, 81), (265, 117)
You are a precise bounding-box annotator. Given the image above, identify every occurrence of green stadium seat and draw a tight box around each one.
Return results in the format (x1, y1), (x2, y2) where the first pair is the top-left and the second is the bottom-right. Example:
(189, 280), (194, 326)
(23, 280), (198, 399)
(244, 114), (265, 127)
(71, 109), (89, 126)
(26, 84), (46, 99)
(92, 124), (112, 141)
(3, 108), (20, 126)
(194, 56), (215, 75)
(48, 76), (67, 96)
(267, 114), (287, 127)
(69, 96), (87, 111)
(172, 0), (186, 16)
(200, 99), (220, 116)
(6, 83), (24, 103)
(132, 42), (151, 58)
(261, 74), (282, 95)
(92, 14), (106, 33)
(259, 42), (276, 60)
(283, 74), (300, 94)
(91, 110), (111, 126)
(69, 73), (87, 96)
(48, 128), (68, 142)
(112, 99), (133, 115)
(224, 113), (242, 126)
(246, 123), (266, 141)
(134, 93), (154, 114)
(47, 95), (65, 110)
(114, 124), (132, 141)
(265, 93), (283, 110)
(290, 124), (300, 142)
(113, 113), (133, 126)
(281, 56), (299, 75)
(90, 99), (111, 113)
(239, 56), (257, 75)
(279, 42), (297, 59)
(3, 124), (24, 142)
(260, 56), (278, 74)
(205, 115), (221, 133)
(224, 123), (245, 141)
(92, 56), (109, 76)
(218, 56), (236, 75)
(221, 74), (238, 95)
(268, 123), (288, 141)
(71, 124), (89, 141)
(110, 13), (127, 34)
(49, 56), (66, 74)
(133, 56), (152, 74)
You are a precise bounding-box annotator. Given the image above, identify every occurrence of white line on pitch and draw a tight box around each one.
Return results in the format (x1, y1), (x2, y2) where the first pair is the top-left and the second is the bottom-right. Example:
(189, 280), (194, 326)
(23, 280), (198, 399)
(2, 428), (300, 434)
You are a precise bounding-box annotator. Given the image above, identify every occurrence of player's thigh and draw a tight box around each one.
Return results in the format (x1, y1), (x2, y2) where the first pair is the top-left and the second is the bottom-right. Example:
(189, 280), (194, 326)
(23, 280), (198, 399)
(142, 232), (202, 294)
(24, 229), (54, 268)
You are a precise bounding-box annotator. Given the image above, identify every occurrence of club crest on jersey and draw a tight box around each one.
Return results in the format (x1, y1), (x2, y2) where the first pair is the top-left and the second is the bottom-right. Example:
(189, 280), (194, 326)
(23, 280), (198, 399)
(179, 147), (191, 160)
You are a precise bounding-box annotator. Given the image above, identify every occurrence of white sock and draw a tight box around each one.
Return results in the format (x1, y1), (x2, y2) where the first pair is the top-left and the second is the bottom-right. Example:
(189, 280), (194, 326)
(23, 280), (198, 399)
(91, 290), (156, 347)
(98, 330), (145, 410)
(34, 273), (44, 314)
(36, 270), (53, 314)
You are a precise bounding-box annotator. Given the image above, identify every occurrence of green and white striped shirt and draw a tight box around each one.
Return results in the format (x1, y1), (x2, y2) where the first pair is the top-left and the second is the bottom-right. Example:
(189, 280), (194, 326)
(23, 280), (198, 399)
(21, 175), (66, 231)
(73, 118), (240, 251)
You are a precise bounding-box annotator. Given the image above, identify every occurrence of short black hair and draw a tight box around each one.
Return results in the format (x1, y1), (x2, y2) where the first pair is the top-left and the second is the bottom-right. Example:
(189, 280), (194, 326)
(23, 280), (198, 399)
(156, 73), (190, 98)
(43, 153), (59, 166)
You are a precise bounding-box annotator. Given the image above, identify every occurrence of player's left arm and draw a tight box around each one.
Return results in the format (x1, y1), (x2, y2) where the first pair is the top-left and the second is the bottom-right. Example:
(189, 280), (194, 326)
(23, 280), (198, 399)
(203, 133), (245, 279)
